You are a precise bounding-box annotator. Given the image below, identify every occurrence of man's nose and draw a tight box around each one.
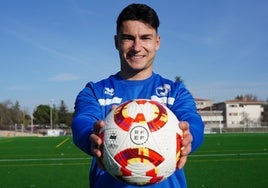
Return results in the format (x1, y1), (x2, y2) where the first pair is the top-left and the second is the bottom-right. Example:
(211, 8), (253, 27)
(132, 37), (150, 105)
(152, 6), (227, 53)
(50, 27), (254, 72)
(132, 38), (142, 51)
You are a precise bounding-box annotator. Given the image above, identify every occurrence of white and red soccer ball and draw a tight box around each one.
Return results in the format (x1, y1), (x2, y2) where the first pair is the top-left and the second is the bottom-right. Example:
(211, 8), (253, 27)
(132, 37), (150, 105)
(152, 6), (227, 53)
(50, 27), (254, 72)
(99, 99), (182, 186)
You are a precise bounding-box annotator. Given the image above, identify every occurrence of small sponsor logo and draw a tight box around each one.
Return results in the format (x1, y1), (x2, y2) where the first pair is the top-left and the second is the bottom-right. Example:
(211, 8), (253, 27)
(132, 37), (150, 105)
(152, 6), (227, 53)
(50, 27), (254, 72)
(104, 87), (114, 96)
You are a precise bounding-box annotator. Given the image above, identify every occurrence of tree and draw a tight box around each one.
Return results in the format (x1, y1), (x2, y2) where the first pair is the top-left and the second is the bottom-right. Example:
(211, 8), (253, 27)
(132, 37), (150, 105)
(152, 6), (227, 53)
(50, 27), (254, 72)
(57, 100), (68, 125)
(24, 114), (32, 126)
(0, 100), (24, 127)
(56, 100), (74, 127)
(65, 112), (74, 127)
(33, 104), (56, 126)
(33, 105), (50, 125)
(235, 94), (258, 101)
(0, 99), (74, 129)
(0, 101), (12, 126)
(10, 101), (23, 125)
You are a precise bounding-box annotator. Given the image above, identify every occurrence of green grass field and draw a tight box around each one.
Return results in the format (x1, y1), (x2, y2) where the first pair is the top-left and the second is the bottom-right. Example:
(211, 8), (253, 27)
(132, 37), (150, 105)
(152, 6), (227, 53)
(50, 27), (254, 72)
(0, 133), (267, 188)
(185, 133), (268, 188)
(0, 136), (91, 188)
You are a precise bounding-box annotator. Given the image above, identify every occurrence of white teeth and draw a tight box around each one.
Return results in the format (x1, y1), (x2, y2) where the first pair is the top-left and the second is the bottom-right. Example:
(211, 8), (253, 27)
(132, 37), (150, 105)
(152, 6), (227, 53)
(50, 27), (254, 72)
(132, 55), (143, 59)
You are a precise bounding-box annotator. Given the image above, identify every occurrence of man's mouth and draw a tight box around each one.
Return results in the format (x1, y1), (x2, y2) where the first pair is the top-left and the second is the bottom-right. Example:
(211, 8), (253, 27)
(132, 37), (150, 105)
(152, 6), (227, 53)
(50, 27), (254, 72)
(128, 54), (145, 61)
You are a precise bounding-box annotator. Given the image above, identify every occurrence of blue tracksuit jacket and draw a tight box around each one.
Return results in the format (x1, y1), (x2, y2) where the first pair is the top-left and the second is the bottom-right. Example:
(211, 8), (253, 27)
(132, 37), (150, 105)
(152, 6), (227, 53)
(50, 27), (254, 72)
(72, 72), (204, 188)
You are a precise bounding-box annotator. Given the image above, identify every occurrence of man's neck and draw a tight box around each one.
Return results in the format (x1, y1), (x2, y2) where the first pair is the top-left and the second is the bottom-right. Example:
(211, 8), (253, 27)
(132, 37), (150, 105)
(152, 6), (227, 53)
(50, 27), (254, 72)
(119, 70), (152, 80)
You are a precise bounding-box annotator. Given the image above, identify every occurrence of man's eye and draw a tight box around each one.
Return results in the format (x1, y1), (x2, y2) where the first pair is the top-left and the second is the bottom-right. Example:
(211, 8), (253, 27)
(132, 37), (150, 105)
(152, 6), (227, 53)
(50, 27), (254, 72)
(122, 35), (134, 41)
(141, 36), (152, 40)
(123, 37), (133, 41)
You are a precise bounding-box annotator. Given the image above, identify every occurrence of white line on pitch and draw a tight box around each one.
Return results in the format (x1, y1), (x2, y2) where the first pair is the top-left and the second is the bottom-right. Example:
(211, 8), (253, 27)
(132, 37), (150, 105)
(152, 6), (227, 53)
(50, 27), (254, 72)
(0, 157), (90, 162)
(190, 152), (268, 157)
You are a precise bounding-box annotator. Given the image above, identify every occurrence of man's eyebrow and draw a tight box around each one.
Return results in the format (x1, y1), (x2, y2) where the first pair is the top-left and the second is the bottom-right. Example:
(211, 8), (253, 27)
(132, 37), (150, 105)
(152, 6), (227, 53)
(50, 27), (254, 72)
(121, 33), (154, 38)
(121, 34), (133, 37)
(141, 34), (154, 37)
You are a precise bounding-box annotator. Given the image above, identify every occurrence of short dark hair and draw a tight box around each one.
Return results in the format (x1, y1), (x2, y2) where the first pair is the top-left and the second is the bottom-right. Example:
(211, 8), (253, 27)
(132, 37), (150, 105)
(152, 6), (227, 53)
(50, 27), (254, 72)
(116, 3), (160, 33)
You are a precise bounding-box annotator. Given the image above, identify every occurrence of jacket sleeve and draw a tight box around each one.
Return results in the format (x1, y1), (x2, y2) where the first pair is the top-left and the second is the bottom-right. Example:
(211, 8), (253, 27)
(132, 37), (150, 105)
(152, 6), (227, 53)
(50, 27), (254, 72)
(171, 82), (204, 153)
(72, 82), (103, 155)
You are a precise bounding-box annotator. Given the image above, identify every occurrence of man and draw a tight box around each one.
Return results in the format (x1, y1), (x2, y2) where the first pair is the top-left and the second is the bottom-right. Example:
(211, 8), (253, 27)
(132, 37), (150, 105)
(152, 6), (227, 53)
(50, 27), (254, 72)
(72, 3), (204, 188)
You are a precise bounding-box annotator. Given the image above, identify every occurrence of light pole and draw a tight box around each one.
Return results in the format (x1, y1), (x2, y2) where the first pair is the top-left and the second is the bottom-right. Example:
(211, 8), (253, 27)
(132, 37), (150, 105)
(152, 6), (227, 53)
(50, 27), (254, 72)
(31, 113), (33, 134)
(50, 99), (54, 129)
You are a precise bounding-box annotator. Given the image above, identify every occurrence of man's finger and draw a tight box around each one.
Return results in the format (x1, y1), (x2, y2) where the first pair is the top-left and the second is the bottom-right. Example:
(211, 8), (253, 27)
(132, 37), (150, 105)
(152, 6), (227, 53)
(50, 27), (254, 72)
(177, 155), (187, 169)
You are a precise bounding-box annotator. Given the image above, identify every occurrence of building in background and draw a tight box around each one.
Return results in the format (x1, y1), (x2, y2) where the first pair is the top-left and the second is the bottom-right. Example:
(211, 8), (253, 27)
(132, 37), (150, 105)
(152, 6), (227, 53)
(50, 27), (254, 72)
(195, 99), (224, 133)
(215, 99), (265, 128)
(195, 98), (266, 133)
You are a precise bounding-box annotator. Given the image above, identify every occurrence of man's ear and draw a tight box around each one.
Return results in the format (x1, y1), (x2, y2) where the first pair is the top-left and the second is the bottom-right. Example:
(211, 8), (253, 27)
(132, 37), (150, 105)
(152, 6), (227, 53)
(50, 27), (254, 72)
(155, 35), (161, 51)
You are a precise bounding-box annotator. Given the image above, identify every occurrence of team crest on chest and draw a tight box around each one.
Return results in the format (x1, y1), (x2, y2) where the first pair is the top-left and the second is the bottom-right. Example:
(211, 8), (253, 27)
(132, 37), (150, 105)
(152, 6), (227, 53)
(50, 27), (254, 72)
(156, 84), (171, 97)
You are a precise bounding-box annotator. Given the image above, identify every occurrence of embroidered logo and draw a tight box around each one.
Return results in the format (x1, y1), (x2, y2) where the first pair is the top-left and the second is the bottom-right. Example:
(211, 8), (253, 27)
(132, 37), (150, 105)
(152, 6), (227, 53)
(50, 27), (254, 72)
(156, 84), (171, 97)
(104, 87), (114, 96)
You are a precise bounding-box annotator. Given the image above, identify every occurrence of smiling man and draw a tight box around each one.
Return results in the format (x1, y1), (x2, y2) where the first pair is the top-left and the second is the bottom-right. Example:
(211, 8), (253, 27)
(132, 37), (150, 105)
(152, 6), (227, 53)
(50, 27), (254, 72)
(72, 3), (204, 188)
(115, 19), (160, 80)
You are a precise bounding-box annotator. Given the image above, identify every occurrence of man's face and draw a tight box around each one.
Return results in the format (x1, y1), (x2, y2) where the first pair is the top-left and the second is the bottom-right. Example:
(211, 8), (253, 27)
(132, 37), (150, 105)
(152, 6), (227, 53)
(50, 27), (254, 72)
(115, 20), (160, 76)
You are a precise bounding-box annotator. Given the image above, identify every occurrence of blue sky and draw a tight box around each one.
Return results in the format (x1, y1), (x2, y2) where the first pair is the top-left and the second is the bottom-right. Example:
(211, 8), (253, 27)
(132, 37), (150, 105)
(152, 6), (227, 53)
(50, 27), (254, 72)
(1, 0), (267, 112)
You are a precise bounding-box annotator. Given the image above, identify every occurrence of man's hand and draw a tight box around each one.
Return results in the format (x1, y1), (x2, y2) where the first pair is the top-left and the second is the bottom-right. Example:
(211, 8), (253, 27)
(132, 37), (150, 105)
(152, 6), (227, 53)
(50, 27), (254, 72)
(89, 120), (105, 169)
(177, 121), (193, 169)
